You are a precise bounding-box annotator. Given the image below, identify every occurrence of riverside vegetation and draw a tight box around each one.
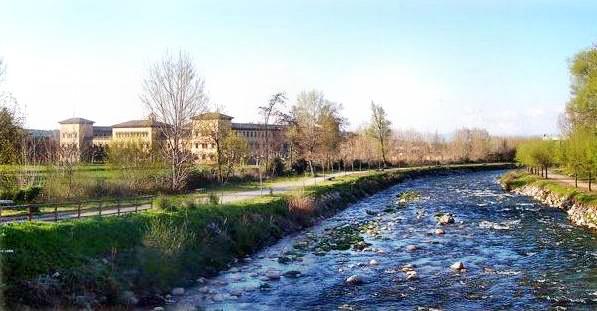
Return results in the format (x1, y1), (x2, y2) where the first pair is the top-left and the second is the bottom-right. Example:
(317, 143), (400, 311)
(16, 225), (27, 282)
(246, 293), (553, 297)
(0, 163), (511, 309)
(500, 170), (597, 230)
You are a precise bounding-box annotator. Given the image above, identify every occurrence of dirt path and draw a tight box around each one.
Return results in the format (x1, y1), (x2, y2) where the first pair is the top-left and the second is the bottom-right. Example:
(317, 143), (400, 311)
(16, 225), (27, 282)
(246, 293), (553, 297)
(547, 170), (595, 193)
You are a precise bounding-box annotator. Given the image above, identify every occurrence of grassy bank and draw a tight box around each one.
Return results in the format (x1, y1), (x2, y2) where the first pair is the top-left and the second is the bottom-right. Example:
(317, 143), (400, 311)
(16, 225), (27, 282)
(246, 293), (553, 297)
(0, 163), (513, 309)
(500, 171), (596, 206)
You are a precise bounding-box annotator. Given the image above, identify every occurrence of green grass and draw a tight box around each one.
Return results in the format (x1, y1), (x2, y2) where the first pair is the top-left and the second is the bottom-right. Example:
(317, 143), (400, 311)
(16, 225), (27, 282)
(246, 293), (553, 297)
(1, 163), (514, 308)
(501, 170), (597, 207)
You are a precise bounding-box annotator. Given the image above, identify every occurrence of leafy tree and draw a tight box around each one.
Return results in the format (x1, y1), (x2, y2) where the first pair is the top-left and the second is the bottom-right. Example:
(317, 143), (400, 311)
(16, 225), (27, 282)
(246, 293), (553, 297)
(566, 46), (597, 131)
(367, 102), (392, 168)
(0, 59), (24, 164)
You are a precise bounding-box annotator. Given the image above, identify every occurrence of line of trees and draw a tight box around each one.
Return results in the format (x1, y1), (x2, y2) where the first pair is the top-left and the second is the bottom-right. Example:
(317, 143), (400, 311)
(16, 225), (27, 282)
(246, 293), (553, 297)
(515, 45), (596, 190)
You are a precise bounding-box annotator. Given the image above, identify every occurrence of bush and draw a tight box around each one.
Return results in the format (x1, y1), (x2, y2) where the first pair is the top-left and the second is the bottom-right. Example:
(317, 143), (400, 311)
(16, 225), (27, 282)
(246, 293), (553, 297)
(270, 157), (285, 176)
(153, 196), (176, 211)
(12, 186), (43, 203)
(208, 193), (220, 205)
(181, 199), (198, 210)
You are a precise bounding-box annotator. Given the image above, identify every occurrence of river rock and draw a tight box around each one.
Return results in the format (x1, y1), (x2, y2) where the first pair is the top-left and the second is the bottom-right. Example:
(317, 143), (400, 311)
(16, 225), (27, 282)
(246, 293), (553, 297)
(283, 270), (302, 278)
(450, 261), (465, 271)
(438, 214), (455, 225)
(265, 270), (281, 280)
(199, 287), (212, 295)
(435, 228), (445, 235)
(74, 295), (92, 308)
(345, 275), (364, 285)
(406, 245), (418, 252)
(369, 259), (379, 266)
(401, 264), (416, 272)
(405, 270), (418, 280)
(171, 287), (185, 296)
(119, 290), (138, 306)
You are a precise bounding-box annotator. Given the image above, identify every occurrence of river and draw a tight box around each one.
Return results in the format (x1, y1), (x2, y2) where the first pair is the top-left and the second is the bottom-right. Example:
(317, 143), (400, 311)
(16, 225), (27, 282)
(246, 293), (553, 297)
(175, 170), (597, 310)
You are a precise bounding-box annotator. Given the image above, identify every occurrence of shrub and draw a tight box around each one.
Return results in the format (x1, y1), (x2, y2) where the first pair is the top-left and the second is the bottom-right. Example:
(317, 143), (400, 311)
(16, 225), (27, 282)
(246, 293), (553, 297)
(181, 199), (198, 210)
(139, 216), (196, 289)
(12, 186), (43, 203)
(208, 193), (220, 205)
(153, 196), (176, 211)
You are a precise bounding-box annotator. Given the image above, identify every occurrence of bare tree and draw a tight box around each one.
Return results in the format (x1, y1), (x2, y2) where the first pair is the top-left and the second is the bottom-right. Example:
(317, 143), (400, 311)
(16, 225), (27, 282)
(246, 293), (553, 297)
(288, 90), (343, 176)
(258, 92), (287, 175)
(140, 51), (208, 191)
(367, 102), (392, 168)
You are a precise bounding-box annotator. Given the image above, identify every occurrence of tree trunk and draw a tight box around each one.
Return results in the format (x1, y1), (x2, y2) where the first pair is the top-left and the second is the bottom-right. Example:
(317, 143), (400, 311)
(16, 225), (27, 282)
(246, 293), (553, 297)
(589, 172), (592, 192)
(545, 166), (548, 179)
(575, 171), (578, 188)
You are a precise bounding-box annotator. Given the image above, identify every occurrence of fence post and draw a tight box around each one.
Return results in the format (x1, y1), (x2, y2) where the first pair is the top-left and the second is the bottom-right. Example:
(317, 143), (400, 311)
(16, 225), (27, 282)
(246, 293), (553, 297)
(54, 205), (58, 222)
(28, 205), (32, 222)
(77, 202), (82, 219)
(117, 200), (121, 216)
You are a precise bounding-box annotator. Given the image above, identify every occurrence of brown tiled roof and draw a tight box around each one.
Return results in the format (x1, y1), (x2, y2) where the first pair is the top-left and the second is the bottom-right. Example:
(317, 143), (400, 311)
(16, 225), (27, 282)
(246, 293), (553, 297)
(59, 117), (94, 125)
(192, 112), (234, 120)
(112, 120), (169, 128)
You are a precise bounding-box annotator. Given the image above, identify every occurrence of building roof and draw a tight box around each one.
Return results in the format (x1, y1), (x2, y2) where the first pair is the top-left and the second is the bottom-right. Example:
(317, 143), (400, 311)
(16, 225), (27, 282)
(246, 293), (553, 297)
(192, 112), (234, 121)
(112, 119), (169, 128)
(231, 123), (286, 131)
(59, 117), (95, 125)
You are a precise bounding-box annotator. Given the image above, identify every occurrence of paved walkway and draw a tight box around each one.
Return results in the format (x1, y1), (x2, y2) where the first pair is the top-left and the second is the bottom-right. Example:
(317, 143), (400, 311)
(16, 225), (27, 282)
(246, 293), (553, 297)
(0, 170), (365, 223)
(546, 171), (595, 193)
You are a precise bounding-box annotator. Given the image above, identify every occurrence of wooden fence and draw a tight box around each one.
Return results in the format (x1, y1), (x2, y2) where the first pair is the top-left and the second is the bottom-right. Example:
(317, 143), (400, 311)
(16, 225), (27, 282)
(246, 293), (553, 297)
(0, 195), (155, 223)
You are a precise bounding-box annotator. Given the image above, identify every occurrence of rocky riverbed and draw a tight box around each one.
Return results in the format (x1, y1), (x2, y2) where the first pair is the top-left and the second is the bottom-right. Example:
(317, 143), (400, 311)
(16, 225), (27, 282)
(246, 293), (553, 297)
(171, 170), (596, 310)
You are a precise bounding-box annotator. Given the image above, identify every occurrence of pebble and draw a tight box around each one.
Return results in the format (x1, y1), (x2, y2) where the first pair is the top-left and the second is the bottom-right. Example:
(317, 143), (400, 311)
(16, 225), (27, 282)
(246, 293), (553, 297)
(369, 259), (379, 266)
(435, 228), (445, 235)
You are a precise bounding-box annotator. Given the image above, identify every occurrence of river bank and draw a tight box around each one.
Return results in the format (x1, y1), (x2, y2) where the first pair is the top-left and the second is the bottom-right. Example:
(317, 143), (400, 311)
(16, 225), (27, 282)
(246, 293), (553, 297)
(500, 171), (597, 231)
(0, 163), (513, 310)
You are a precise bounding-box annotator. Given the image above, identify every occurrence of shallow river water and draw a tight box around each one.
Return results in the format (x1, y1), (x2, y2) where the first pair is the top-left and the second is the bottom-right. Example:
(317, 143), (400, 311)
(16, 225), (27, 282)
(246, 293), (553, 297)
(175, 170), (596, 310)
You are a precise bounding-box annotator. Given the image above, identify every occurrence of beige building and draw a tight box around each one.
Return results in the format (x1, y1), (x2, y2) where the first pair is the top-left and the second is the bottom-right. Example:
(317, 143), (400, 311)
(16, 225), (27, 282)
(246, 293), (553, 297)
(190, 112), (288, 164)
(58, 113), (288, 164)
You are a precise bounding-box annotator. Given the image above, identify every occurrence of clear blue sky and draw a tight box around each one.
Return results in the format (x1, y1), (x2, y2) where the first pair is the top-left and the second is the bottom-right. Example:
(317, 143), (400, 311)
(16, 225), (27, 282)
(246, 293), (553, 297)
(1, 0), (596, 136)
